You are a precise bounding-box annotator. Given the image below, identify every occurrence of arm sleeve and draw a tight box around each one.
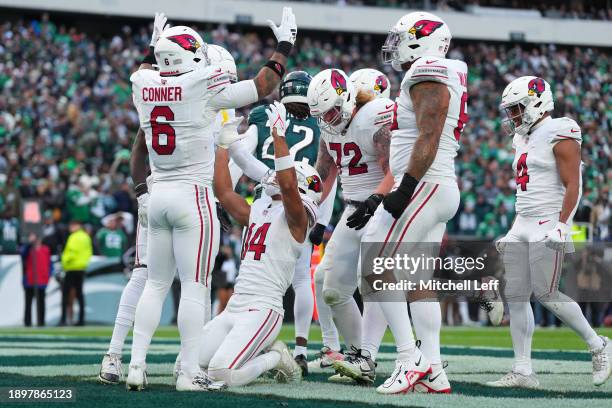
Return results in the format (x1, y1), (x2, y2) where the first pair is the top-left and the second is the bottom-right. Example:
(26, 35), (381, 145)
(209, 80), (259, 110)
(317, 178), (337, 226)
(228, 125), (270, 183)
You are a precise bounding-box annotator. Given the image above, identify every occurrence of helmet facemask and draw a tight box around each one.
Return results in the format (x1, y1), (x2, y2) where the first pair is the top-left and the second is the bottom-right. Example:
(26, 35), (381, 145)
(381, 30), (405, 71)
(501, 96), (544, 136)
(315, 105), (349, 135)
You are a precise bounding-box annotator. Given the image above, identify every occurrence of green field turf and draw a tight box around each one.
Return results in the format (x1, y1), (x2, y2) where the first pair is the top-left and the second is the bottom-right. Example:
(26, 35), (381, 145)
(0, 325), (610, 408)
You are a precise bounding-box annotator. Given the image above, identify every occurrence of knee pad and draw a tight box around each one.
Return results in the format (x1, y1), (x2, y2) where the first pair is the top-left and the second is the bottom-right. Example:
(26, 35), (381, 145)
(323, 288), (350, 307)
(130, 267), (148, 289)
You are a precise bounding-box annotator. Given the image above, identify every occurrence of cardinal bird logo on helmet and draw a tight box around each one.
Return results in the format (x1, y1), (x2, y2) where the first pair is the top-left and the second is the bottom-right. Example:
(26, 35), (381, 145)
(527, 78), (546, 97)
(306, 175), (322, 193)
(167, 34), (201, 53)
(408, 20), (443, 40)
(374, 75), (388, 94)
(330, 70), (347, 96)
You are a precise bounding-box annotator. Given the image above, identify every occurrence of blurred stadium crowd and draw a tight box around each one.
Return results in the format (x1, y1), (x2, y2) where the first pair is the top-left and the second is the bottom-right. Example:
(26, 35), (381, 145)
(283, 0), (612, 20)
(0, 13), (609, 258)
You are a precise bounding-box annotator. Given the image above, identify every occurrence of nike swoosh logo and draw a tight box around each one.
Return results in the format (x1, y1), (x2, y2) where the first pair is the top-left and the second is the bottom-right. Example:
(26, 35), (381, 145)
(538, 220), (550, 225)
(385, 104), (394, 109)
(415, 356), (422, 366)
(428, 372), (442, 383)
(425, 60), (437, 64)
(570, 129), (579, 133)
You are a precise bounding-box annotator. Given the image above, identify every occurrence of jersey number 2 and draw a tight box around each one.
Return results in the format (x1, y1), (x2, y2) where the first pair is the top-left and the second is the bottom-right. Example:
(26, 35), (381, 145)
(241, 222), (271, 261)
(150, 106), (176, 155)
(515, 152), (529, 191)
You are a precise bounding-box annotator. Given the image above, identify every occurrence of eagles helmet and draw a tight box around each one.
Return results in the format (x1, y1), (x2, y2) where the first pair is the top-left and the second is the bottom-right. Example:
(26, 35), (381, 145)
(280, 71), (312, 104)
(280, 71), (313, 119)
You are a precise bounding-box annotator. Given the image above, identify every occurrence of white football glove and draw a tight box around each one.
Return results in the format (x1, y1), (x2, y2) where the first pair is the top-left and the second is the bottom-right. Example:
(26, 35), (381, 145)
(267, 7), (297, 45)
(265, 101), (290, 138)
(150, 12), (169, 47)
(137, 193), (149, 228)
(494, 235), (508, 255)
(216, 116), (245, 149)
(543, 221), (572, 252)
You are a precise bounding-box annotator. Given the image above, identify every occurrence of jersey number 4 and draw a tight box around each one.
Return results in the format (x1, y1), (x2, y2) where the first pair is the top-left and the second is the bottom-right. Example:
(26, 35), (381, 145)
(515, 152), (529, 191)
(150, 106), (176, 155)
(241, 222), (272, 261)
(328, 142), (368, 175)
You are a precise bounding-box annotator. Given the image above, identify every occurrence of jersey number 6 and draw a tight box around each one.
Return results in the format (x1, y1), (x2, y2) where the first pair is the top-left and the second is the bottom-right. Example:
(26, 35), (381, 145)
(150, 106), (176, 155)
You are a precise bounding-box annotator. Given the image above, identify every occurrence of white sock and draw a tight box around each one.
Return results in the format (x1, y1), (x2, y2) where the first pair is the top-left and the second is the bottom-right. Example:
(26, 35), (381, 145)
(361, 301), (387, 361)
(541, 299), (603, 351)
(508, 302), (534, 375)
(410, 301), (442, 366)
(293, 279), (314, 351)
(330, 299), (362, 351)
(314, 270), (341, 351)
(293, 345), (307, 358)
(130, 279), (170, 367)
(108, 267), (147, 355)
(177, 282), (206, 378)
(210, 351), (280, 386)
(377, 301), (415, 359)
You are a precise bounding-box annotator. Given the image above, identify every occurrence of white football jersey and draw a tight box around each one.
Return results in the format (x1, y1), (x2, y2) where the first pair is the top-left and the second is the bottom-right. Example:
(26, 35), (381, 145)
(130, 66), (232, 186)
(322, 97), (394, 201)
(512, 117), (582, 217)
(390, 56), (468, 186)
(228, 197), (304, 315)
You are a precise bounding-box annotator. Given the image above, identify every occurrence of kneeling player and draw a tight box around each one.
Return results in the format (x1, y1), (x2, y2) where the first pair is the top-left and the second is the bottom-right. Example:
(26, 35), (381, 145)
(198, 102), (321, 387)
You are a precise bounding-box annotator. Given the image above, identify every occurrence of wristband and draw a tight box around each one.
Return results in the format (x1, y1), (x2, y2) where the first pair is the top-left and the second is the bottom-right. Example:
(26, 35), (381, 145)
(134, 182), (148, 197)
(274, 155), (294, 171)
(264, 60), (286, 79)
(276, 41), (293, 58)
(141, 46), (156, 65)
(398, 173), (419, 197)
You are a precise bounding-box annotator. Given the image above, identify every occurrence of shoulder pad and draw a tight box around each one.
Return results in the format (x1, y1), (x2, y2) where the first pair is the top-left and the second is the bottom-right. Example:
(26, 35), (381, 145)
(361, 97), (395, 129)
(248, 105), (269, 126)
(402, 57), (450, 90)
(549, 117), (582, 144)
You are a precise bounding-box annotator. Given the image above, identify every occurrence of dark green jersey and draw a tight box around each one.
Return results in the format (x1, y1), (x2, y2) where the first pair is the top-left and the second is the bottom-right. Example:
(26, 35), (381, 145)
(248, 105), (320, 169)
(95, 228), (127, 258)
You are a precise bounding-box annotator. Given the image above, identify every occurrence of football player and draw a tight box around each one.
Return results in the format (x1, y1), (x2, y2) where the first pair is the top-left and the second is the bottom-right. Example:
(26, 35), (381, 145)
(305, 68), (394, 385)
(98, 43), (240, 385)
(225, 70), (337, 375)
(361, 11), (468, 394)
(486, 76), (611, 389)
(200, 101), (320, 387)
(309, 68), (392, 373)
(127, 8), (298, 391)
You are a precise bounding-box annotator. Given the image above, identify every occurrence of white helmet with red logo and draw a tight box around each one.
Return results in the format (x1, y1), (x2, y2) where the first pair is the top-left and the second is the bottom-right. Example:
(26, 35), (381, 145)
(154, 26), (206, 76)
(349, 68), (391, 99)
(307, 69), (356, 135)
(382, 11), (451, 71)
(500, 76), (554, 136)
(205, 44), (237, 83)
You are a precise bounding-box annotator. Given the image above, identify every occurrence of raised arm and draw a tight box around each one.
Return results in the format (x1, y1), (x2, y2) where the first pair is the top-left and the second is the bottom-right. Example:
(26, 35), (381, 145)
(138, 13), (169, 71)
(382, 82), (449, 218)
(209, 8), (297, 109)
(213, 148), (251, 227)
(266, 102), (308, 242)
